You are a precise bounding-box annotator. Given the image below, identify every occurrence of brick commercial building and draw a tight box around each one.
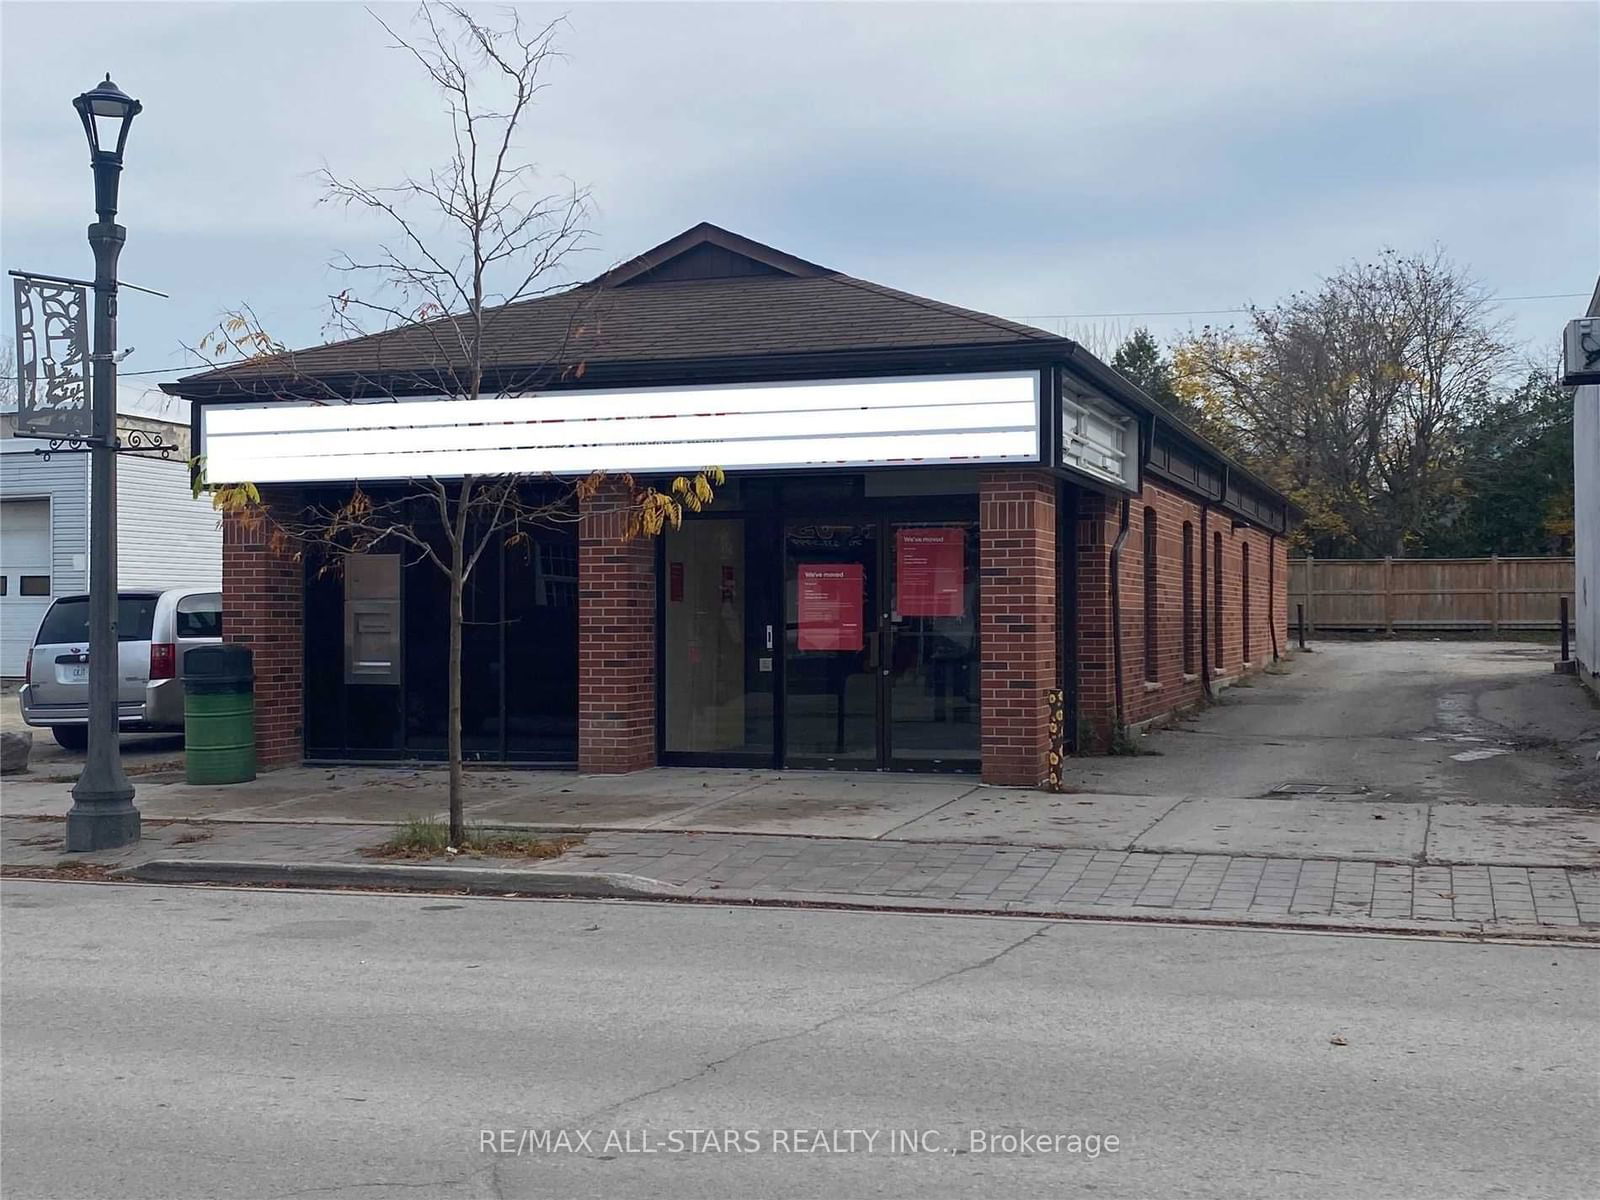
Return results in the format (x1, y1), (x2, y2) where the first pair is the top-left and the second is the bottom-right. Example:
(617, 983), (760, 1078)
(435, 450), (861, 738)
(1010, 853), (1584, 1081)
(167, 224), (1292, 786)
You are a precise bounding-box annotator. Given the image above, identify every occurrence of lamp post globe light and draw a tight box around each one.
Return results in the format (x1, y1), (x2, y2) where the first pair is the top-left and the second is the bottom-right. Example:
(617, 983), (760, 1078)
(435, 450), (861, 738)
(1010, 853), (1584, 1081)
(64, 75), (142, 851)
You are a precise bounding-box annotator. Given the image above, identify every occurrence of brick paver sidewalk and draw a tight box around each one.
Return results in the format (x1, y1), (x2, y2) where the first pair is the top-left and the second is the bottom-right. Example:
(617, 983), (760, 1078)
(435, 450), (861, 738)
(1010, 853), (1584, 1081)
(4, 817), (1596, 933)
(575, 831), (1600, 929)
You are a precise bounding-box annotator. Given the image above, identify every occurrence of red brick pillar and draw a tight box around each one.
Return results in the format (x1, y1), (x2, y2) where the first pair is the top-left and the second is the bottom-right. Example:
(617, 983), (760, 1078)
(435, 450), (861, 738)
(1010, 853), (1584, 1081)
(1073, 491), (1118, 749)
(979, 470), (1058, 786)
(222, 497), (302, 768)
(578, 484), (656, 773)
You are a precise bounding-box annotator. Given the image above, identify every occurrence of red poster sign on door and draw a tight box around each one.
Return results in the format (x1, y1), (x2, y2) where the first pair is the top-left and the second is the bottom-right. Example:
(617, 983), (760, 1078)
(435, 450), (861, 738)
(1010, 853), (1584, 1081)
(797, 563), (864, 651)
(896, 528), (965, 618)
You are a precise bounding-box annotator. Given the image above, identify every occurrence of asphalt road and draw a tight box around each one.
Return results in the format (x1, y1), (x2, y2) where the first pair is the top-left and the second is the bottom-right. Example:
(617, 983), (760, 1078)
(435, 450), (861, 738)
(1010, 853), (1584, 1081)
(2, 884), (1596, 1200)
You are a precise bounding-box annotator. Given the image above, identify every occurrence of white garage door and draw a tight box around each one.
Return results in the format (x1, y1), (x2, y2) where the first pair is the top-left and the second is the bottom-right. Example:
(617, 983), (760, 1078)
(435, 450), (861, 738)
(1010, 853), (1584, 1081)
(1, 498), (54, 677)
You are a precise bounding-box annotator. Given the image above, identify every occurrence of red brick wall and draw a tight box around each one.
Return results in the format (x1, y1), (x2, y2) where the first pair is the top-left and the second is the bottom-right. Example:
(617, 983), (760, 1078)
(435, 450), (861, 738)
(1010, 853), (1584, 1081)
(1074, 492), (1116, 743)
(221, 494), (303, 768)
(578, 484), (656, 773)
(1073, 478), (1290, 745)
(1207, 517), (1289, 681)
(979, 470), (1058, 786)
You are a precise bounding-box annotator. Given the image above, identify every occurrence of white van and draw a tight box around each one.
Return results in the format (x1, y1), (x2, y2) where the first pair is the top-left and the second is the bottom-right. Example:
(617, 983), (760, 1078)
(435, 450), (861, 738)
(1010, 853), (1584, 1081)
(17, 588), (223, 749)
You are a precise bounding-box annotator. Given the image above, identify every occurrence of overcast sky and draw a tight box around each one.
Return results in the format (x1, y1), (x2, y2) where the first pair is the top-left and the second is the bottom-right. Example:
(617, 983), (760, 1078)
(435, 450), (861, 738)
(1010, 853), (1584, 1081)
(2, 0), (1595, 414)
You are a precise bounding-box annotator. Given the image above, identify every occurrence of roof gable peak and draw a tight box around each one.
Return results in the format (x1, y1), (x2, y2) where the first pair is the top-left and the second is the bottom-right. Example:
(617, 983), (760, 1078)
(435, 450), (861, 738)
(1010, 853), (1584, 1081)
(593, 222), (834, 288)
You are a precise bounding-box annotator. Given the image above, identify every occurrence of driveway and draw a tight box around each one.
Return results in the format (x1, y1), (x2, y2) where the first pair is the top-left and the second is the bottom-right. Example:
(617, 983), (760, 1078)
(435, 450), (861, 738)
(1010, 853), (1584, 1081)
(1079, 641), (1599, 807)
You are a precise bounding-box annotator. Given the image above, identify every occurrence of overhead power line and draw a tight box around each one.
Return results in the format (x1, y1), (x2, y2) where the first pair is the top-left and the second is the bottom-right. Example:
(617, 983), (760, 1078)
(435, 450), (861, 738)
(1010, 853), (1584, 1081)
(1023, 291), (1589, 322)
(63, 293), (1600, 378)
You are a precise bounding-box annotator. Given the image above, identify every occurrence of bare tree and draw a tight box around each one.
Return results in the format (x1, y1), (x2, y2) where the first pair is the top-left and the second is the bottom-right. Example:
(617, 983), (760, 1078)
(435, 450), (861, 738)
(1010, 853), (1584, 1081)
(1172, 249), (1511, 556)
(1062, 319), (1135, 362)
(196, 4), (718, 843)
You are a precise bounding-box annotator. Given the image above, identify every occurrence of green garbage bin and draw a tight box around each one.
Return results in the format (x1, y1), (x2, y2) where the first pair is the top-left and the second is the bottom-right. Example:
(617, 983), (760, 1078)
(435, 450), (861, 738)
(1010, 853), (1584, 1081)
(184, 644), (256, 785)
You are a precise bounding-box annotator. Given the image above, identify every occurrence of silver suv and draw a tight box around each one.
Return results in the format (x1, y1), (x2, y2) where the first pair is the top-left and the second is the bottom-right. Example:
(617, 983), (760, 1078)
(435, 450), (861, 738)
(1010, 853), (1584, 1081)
(18, 588), (223, 750)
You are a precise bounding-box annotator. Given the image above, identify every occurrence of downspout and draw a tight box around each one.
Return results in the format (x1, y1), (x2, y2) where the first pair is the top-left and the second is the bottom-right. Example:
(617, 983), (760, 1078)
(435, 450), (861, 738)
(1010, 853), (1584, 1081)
(1198, 502), (1214, 700)
(1108, 495), (1132, 733)
(1268, 531), (1281, 662)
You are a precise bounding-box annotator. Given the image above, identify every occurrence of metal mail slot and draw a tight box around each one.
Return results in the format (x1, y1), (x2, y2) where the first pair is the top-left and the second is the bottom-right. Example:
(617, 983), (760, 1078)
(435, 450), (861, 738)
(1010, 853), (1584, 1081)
(344, 554), (401, 685)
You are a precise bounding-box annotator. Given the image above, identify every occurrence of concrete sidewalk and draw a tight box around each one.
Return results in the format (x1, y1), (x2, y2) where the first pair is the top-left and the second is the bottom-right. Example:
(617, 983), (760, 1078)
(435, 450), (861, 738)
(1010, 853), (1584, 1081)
(4, 640), (1595, 936)
(4, 815), (1596, 939)
(4, 642), (1596, 865)
(4, 764), (1598, 866)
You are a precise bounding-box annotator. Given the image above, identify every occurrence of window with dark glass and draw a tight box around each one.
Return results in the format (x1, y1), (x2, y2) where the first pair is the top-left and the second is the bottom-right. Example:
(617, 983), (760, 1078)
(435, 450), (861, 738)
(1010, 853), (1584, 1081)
(1213, 533), (1224, 669)
(176, 593), (223, 638)
(1181, 522), (1195, 674)
(35, 593), (157, 643)
(1242, 543), (1252, 663)
(19, 576), (50, 596)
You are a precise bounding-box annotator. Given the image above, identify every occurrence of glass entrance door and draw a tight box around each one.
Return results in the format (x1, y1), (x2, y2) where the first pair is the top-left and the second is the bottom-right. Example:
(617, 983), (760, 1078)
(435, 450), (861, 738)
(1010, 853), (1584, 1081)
(783, 519), (880, 765)
(783, 511), (979, 771)
(885, 521), (980, 769)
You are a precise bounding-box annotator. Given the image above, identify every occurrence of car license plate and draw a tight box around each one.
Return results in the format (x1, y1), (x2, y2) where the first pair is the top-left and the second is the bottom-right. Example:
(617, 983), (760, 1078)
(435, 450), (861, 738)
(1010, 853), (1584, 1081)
(58, 663), (89, 684)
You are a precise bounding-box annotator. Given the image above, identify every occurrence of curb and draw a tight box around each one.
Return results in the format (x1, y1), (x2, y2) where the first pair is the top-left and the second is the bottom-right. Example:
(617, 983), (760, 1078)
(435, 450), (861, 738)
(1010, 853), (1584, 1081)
(679, 887), (1600, 943)
(87, 859), (1600, 943)
(114, 859), (684, 898)
(4, 814), (1596, 872)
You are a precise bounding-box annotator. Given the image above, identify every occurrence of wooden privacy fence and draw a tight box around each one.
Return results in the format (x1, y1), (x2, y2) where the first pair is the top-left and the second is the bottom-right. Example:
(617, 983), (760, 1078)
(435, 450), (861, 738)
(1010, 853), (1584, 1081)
(1288, 556), (1575, 633)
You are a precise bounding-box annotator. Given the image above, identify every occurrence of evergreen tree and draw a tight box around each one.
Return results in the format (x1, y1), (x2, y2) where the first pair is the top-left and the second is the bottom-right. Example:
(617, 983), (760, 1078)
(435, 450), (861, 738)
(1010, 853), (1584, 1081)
(1111, 328), (1194, 422)
(1423, 367), (1574, 556)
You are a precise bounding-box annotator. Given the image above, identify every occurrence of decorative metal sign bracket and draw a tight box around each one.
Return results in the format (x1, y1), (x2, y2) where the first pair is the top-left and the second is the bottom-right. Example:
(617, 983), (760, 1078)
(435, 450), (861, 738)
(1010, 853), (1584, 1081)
(12, 264), (173, 460)
(17, 427), (174, 461)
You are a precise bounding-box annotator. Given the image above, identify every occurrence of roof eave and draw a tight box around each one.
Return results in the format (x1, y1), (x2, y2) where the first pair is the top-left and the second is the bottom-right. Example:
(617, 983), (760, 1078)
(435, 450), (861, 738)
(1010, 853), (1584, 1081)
(164, 340), (1071, 402)
(1056, 346), (1295, 523)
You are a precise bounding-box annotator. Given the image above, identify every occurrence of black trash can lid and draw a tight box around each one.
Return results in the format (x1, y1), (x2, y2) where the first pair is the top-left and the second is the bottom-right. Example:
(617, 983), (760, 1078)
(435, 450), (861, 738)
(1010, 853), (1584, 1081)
(184, 643), (254, 682)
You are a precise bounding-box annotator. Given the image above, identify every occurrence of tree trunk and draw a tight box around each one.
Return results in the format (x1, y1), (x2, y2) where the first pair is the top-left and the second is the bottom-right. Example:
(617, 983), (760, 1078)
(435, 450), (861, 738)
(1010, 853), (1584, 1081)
(448, 543), (465, 845)
(446, 477), (475, 845)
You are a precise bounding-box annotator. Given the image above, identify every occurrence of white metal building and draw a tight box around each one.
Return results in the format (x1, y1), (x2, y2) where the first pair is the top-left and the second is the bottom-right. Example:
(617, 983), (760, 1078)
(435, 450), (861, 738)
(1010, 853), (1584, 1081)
(0, 433), (222, 678)
(1572, 280), (1600, 698)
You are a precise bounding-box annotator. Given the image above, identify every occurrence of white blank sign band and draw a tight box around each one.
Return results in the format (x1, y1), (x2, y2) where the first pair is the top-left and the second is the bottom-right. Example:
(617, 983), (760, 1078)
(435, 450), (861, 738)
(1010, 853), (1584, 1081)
(201, 371), (1043, 483)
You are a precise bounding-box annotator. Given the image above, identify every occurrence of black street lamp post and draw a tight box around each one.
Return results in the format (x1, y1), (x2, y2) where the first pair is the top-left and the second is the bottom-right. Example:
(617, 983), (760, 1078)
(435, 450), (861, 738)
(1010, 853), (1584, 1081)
(64, 75), (142, 851)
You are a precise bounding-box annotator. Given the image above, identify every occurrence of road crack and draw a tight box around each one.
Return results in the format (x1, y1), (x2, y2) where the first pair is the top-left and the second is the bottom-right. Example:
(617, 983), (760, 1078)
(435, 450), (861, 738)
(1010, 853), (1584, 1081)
(268, 1174), (481, 1199)
(572, 923), (1054, 1125)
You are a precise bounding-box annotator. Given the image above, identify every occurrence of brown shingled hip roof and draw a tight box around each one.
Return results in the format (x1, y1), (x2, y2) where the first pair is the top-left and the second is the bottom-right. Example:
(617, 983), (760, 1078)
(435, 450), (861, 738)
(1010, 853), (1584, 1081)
(169, 222), (1061, 394)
